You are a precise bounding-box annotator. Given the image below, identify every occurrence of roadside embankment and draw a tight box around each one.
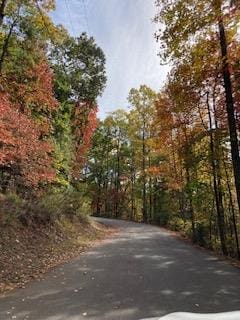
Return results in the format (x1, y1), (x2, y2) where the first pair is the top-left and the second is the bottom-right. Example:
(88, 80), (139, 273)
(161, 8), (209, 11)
(0, 215), (113, 295)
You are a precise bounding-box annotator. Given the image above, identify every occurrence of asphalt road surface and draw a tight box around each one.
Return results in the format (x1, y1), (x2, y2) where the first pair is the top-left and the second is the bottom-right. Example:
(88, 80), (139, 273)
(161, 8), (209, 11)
(0, 218), (240, 320)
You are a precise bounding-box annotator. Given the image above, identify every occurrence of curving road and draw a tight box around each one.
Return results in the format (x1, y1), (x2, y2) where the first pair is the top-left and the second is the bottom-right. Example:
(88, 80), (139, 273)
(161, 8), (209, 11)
(0, 218), (240, 320)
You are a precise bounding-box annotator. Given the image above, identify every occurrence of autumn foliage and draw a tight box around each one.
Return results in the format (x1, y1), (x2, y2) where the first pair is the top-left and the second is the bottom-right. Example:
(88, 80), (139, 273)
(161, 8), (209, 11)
(0, 93), (55, 187)
(0, 1), (106, 193)
(72, 102), (98, 177)
(8, 60), (58, 111)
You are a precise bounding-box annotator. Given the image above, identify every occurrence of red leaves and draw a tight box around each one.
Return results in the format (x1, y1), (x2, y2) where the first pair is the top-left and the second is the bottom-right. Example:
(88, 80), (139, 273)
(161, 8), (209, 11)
(76, 107), (98, 159)
(7, 58), (58, 117)
(23, 59), (58, 112)
(72, 102), (98, 178)
(0, 93), (55, 187)
(0, 56), (59, 188)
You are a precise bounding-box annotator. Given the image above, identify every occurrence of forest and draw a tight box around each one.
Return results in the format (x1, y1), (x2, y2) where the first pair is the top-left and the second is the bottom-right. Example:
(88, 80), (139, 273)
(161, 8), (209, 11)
(87, 0), (240, 259)
(0, 0), (106, 222)
(1, 0), (240, 270)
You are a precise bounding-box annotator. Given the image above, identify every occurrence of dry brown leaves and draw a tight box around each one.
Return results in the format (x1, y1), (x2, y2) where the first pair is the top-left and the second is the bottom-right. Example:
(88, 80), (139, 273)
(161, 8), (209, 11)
(0, 218), (115, 295)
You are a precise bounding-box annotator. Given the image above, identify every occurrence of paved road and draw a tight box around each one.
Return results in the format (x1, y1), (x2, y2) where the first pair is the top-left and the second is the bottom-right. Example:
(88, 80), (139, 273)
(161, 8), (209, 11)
(0, 218), (240, 320)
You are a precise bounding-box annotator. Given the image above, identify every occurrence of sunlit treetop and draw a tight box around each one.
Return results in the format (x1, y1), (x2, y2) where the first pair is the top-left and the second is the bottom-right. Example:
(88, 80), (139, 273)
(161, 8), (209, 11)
(154, 0), (240, 62)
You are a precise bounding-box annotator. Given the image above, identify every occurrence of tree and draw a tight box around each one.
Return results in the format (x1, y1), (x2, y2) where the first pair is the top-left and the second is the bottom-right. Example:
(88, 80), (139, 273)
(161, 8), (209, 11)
(0, 0), (8, 26)
(154, 0), (240, 216)
(50, 33), (107, 104)
(50, 32), (107, 184)
(128, 85), (157, 222)
(72, 103), (98, 178)
(0, 0), (59, 74)
(0, 0), (106, 196)
(0, 93), (55, 190)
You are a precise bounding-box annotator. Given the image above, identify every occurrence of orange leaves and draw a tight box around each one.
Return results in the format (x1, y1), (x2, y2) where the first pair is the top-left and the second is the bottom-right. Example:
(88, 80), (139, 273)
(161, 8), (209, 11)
(0, 57), (59, 188)
(147, 166), (161, 176)
(25, 59), (58, 111)
(0, 53), (60, 189)
(9, 59), (58, 114)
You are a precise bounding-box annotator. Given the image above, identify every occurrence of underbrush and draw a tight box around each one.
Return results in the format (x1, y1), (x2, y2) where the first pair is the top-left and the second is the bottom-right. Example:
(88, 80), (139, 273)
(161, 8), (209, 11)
(0, 216), (107, 294)
(0, 190), (91, 227)
(0, 191), (111, 294)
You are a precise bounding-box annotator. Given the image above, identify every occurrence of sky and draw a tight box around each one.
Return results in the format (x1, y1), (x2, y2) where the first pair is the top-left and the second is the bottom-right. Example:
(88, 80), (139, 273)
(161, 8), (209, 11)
(51, 0), (169, 118)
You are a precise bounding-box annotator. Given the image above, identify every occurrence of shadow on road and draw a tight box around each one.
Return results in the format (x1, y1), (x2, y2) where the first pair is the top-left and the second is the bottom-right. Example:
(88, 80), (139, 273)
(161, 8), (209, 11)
(0, 218), (240, 320)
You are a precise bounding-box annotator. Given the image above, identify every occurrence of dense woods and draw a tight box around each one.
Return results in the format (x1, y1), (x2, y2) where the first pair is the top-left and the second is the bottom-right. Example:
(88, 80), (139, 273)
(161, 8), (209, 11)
(0, 0), (106, 224)
(1, 0), (240, 263)
(87, 0), (240, 259)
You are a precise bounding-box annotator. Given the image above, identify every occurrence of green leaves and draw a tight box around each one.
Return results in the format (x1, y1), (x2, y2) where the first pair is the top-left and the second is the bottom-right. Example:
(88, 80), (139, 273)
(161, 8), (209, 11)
(0, 0), (106, 195)
(50, 33), (107, 104)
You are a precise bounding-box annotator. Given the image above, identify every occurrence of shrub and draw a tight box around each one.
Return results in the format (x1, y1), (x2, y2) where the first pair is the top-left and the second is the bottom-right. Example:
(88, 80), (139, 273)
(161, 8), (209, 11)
(0, 190), (91, 226)
(168, 216), (186, 231)
(0, 193), (24, 225)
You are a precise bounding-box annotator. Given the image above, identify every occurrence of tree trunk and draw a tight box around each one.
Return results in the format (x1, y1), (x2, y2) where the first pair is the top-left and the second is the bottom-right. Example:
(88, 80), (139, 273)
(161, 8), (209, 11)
(148, 156), (153, 222)
(182, 128), (196, 241)
(95, 180), (101, 216)
(0, 0), (7, 26)
(0, 20), (15, 74)
(217, 15), (240, 215)
(114, 129), (121, 218)
(142, 120), (147, 222)
(185, 165), (196, 241)
(130, 150), (136, 220)
(206, 91), (228, 255)
(223, 156), (240, 259)
(153, 178), (158, 222)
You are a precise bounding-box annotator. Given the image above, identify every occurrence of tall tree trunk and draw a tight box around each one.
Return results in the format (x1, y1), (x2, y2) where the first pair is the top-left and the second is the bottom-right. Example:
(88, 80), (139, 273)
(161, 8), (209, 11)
(104, 179), (108, 215)
(171, 134), (184, 219)
(96, 189), (101, 216)
(217, 11), (240, 215)
(142, 120), (147, 222)
(206, 91), (228, 255)
(148, 156), (153, 222)
(114, 130), (121, 218)
(153, 178), (157, 222)
(130, 150), (136, 220)
(104, 144), (110, 215)
(185, 165), (196, 241)
(223, 156), (240, 259)
(110, 169), (114, 216)
(182, 129), (196, 241)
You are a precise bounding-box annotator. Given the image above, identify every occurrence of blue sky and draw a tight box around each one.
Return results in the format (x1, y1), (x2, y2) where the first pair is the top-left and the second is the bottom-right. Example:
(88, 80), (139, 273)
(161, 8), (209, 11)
(51, 0), (169, 118)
